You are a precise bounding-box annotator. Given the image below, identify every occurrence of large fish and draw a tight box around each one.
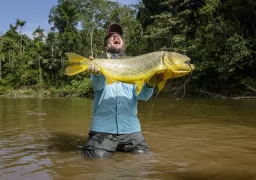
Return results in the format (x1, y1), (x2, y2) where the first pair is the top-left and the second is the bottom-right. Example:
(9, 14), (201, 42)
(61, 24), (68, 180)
(65, 51), (195, 95)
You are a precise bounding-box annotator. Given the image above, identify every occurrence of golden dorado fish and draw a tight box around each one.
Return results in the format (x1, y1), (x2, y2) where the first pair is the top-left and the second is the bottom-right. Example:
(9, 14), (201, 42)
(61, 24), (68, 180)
(65, 51), (195, 95)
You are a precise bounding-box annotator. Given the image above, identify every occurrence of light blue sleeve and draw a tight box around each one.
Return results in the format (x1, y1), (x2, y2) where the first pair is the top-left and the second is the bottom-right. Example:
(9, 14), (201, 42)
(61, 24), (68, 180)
(136, 84), (154, 101)
(90, 74), (106, 90)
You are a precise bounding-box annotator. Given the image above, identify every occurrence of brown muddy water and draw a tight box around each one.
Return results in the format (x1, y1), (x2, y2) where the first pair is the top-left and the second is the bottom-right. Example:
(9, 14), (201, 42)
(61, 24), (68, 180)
(0, 96), (256, 180)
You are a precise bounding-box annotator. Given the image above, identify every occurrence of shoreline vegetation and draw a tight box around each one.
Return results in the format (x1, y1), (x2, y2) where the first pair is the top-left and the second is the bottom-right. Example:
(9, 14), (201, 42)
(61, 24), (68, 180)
(1, 80), (256, 100)
(1, 0), (256, 98)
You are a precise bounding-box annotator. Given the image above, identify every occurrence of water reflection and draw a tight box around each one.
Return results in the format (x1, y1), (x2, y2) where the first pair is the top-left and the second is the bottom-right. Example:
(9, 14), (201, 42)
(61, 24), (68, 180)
(47, 131), (86, 152)
(0, 96), (256, 179)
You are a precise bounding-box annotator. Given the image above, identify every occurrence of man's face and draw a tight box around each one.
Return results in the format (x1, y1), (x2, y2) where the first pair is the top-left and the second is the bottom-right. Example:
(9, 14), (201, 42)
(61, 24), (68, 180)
(106, 33), (124, 53)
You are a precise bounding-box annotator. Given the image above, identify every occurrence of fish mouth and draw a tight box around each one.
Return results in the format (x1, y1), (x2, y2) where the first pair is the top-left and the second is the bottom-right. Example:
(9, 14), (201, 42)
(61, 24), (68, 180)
(171, 58), (195, 74)
(184, 58), (195, 70)
(164, 52), (195, 75)
(188, 63), (195, 70)
(184, 59), (191, 64)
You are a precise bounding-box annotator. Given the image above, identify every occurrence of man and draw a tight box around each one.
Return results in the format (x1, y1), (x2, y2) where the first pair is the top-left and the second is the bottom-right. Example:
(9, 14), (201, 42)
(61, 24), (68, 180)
(84, 23), (162, 158)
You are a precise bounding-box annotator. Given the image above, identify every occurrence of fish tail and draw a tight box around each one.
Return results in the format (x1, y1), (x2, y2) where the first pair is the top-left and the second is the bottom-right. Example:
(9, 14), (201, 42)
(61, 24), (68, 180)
(65, 53), (89, 76)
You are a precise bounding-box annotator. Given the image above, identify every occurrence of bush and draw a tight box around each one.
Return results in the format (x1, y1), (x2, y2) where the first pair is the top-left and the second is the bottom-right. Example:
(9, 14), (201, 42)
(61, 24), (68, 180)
(0, 86), (11, 95)
(70, 78), (93, 97)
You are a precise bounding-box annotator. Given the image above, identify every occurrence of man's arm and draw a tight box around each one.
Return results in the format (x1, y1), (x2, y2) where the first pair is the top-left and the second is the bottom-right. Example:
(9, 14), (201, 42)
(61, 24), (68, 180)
(87, 62), (106, 90)
(136, 74), (164, 100)
(90, 74), (105, 90)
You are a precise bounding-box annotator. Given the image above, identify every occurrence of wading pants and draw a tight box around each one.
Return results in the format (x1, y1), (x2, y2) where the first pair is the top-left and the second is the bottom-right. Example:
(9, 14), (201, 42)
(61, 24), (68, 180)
(84, 131), (149, 158)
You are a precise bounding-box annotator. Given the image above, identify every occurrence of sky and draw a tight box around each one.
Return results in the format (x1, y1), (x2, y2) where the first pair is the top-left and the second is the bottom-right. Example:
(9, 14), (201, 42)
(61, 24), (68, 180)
(0, 0), (139, 38)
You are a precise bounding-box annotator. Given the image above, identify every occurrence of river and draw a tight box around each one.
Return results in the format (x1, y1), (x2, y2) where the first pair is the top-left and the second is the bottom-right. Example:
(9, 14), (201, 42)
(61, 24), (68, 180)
(0, 96), (256, 180)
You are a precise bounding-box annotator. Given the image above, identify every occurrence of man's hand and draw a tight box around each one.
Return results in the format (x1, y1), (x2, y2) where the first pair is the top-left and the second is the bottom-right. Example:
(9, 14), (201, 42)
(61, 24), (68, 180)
(88, 64), (101, 74)
(87, 56), (101, 74)
(146, 73), (164, 88)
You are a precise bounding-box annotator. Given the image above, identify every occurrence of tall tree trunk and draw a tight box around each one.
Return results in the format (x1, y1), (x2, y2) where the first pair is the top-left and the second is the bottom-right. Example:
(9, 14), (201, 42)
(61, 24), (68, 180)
(60, 56), (63, 67)
(38, 55), (41, 83)
(0, 59), (2, 79)
(0, 41), (2, 79)
(12, 51), (14, 69)
(90, 14), (95, 57)
(20, 31), (23, 52)
(8, 49), (10, 63)
(90, 27), (94, 57)
(51, 44), (54, 57)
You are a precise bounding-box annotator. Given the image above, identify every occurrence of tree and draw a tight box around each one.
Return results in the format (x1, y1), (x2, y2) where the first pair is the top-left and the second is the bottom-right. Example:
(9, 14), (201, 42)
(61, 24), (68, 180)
(0, 35), (4, 79)
(15, 19), (26, 52)
(32, 26), (45, 85)
(109, 4), (145, 55)
(77, 0), (119, 56)
(49, 0), (80, 54)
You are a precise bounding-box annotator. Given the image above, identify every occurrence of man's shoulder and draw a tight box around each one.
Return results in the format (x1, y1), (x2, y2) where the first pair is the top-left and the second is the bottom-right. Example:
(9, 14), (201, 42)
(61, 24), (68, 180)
(100, 51), (127, 59)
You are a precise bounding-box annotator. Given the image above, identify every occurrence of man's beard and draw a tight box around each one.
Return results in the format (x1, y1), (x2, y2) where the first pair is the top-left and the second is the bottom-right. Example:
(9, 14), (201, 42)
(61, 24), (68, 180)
(106, 43), (125, 54)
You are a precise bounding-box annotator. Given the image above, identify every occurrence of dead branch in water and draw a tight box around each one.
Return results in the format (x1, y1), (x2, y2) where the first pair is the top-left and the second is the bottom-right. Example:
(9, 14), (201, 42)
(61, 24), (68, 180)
(196, 89), (227, 99)
(245, 84), (256, 93)
(197, 88), (256, 99)
(232, 96), (256, 99)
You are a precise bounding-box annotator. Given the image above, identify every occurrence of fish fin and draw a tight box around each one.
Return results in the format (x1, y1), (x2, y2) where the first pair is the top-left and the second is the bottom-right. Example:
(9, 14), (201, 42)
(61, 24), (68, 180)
(66, 53), (88, 63)
(65, 64), (88, 76)
(65, 53), (89, 76)
(163, 71), (174, 80)
(157, 80), (167, 93)
(104, 73), (117, 84)
(105, 78), (117, 84)
(135, 80), (145, 95)
(156, 71), (173, 93)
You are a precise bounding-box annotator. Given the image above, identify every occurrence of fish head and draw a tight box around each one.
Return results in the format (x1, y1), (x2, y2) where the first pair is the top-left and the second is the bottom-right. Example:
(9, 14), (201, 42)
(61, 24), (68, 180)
(163, 52), (195, 77)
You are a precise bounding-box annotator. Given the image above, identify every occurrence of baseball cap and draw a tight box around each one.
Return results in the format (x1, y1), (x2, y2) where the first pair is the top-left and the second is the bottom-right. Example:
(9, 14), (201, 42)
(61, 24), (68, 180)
(106, 23), (123, 37)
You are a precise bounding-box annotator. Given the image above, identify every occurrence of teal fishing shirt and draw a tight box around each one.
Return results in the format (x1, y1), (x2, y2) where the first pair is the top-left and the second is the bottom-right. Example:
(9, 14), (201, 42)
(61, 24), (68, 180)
(89, 53), (154, 134)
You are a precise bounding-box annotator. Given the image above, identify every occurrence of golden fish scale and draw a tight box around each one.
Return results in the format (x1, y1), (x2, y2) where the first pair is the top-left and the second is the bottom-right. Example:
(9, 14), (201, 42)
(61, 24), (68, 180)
(89, 51), (166, 81)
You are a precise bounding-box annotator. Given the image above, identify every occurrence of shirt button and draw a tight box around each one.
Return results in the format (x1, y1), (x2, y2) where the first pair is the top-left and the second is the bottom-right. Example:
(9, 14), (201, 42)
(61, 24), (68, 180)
(117, 113), (119, 115)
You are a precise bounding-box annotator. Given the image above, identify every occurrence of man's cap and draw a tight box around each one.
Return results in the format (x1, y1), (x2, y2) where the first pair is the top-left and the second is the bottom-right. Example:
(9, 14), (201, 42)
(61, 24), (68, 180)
(106, 23), (123, 37)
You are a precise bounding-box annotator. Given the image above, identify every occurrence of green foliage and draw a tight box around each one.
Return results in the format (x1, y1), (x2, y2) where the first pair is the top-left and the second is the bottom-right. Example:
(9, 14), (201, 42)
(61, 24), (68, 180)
(138, 0), (256, 95)
(70, 78), (93, 97)
(0, 86), (11, 95)
(1, 0), (256, 97)
(0, 78), (11, 95)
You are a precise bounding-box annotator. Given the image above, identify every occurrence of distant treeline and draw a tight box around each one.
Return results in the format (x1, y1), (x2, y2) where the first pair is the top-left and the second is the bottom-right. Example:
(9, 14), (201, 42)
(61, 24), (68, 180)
(0, 0), (256, 97)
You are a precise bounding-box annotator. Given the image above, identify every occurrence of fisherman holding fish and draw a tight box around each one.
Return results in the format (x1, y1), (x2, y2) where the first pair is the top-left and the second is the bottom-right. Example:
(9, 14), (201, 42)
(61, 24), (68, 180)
(65, 23), (194, 158)
(83, 24), (162, 158)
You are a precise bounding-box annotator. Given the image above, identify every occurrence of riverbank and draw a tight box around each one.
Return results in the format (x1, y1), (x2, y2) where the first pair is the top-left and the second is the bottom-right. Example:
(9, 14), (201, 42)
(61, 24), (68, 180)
(155, 81), (256, 99)
(2, 84), (256, 100)
(0, 85), (93, 98)
(0, 78), (94, 98)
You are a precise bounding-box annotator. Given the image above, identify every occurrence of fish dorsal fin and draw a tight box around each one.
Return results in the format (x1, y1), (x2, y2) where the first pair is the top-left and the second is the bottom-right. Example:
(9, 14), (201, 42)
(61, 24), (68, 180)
(135, 80), (145, 95)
